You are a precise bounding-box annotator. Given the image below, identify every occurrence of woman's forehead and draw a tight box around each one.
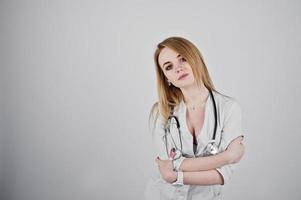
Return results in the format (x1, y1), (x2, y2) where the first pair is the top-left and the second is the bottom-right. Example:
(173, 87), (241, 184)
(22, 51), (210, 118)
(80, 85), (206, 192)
(158, 47), (180, 67)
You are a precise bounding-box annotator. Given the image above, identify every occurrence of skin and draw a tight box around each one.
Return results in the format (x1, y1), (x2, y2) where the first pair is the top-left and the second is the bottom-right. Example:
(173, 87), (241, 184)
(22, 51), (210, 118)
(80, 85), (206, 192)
(156, 137), (244, 184)
(155, 47), (245, 184)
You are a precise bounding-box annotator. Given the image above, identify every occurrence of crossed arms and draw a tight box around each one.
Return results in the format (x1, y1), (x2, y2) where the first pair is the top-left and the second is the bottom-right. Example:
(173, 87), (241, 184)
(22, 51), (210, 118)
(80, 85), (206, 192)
(156, 136), (245, 185)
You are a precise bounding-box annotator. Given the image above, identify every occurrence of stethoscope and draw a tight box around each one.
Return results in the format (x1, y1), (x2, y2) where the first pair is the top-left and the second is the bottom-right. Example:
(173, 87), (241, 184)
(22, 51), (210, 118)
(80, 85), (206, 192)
(164, 90), (219, 160)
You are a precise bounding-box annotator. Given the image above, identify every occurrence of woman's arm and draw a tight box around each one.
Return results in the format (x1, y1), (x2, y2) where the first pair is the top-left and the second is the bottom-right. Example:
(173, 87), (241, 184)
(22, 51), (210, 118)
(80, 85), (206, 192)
(178, 151), (230, 172)
(183, 169), (224, 185)
(156, 157), (224, 185)
(166, 169), (224, 185)
(156, 137), (244, 184)
(156, 136), (244, 182)
(178, 136), (244, 172)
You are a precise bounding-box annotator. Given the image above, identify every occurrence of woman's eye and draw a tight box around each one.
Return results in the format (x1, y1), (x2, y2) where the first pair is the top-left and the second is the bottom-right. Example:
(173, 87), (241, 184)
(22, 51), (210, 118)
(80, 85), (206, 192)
(180, 57), (186, 62)
(165, 65), (172, 70)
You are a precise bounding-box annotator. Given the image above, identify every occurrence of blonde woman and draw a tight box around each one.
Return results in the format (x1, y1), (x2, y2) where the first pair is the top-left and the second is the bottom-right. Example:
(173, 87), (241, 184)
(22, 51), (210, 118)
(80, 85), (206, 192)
(144, 37), (245, 200)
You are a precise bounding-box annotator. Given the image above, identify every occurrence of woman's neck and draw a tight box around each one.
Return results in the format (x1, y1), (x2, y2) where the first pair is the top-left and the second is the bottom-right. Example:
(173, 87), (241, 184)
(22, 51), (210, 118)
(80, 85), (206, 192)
(181, 82), (209, 107)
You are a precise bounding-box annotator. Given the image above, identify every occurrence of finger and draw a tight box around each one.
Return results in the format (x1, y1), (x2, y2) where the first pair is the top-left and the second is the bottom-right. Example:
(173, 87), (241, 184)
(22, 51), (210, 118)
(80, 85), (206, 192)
(234, 136), (244, 143)
(155, 159), (162, 166)
(237, 136), (244, 141)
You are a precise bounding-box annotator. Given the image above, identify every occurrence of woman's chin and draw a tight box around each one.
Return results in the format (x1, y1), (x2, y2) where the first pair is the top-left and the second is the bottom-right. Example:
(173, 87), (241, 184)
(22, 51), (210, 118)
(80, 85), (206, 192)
(174, 81), (195, 89)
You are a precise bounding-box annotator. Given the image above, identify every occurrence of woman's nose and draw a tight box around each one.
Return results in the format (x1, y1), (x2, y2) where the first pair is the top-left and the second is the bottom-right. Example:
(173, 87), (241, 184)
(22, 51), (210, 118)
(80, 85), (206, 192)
(175, 63), (184, 73)
(176, 68), (184, 74)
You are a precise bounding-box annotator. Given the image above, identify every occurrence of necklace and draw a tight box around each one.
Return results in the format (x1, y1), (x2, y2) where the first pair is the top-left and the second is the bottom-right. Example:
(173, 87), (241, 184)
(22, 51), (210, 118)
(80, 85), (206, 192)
(186, 96), (208, 111)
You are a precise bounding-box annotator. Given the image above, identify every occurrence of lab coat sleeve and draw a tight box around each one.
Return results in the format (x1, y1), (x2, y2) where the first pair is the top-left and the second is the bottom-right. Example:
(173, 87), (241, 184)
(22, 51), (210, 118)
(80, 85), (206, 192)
(215, 100), (244, 185)
(150, 112), (185, 171)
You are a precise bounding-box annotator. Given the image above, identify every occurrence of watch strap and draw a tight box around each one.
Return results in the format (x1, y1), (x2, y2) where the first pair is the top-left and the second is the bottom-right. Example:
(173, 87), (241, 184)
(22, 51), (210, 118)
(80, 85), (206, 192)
(172, 171), (184, 186)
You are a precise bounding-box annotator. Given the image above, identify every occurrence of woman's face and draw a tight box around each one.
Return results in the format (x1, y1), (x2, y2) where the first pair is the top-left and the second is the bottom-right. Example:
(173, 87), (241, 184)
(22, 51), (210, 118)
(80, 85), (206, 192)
(158, 47), (195, 88)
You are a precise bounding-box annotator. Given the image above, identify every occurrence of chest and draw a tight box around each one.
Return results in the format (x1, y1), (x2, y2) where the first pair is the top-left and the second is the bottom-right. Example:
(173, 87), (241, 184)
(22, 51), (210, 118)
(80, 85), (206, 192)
(185, 109), (205, 137)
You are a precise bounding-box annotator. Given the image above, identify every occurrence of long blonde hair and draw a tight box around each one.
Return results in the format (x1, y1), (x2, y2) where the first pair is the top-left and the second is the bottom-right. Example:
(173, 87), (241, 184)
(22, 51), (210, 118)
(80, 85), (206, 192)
(149, 36), (216, 128)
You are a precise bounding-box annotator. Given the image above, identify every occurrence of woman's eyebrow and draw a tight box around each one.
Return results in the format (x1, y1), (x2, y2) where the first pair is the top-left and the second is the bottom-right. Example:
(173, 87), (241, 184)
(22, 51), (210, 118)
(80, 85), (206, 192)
(163, 54), (181, 67)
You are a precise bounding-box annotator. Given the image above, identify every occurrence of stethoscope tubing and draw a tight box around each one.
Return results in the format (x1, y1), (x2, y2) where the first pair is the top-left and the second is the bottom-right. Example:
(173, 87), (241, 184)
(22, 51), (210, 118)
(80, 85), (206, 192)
(164, 90), (218, 157)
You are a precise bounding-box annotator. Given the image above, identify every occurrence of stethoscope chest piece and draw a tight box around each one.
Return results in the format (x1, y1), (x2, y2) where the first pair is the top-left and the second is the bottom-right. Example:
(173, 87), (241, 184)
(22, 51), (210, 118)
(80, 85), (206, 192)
(164, 90), (220, 159)
(203, 140), (219, 156)
(172, 148), (182, 160)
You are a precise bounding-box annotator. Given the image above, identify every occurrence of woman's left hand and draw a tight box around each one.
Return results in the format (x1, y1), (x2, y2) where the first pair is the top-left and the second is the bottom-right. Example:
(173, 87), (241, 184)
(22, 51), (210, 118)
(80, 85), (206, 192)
(155, 157), (176, 183)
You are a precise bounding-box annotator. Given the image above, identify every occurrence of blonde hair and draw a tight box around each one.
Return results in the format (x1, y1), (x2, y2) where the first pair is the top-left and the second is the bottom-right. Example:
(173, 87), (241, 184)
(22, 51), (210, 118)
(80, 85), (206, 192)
(149, 36), (217, 128)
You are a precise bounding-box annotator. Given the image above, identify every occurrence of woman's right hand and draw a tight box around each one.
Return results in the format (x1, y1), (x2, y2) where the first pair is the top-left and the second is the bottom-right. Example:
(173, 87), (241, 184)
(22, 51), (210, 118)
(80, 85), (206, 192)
(225, 136), (245, 164)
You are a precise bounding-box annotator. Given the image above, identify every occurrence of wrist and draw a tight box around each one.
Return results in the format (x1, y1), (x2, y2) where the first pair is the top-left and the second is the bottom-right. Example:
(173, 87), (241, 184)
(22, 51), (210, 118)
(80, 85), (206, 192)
(222, 150), (232, 165)
(177, 157), (186, 172)
(170, 171), (177, 183)
(171, 171), (184, 186)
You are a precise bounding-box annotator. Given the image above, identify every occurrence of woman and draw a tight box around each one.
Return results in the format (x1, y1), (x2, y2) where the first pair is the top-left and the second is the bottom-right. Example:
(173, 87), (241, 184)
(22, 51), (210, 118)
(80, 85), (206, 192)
(144, 36), (245, 200)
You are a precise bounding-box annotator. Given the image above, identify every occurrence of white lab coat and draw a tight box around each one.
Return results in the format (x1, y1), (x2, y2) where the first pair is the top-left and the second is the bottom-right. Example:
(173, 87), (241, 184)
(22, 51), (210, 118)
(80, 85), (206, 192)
(144, 91), (244, 200)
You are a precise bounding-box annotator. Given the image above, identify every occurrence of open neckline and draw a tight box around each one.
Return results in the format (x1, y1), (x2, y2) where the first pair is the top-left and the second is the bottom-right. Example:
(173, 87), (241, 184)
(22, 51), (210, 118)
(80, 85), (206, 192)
(182, 93), (211, 140)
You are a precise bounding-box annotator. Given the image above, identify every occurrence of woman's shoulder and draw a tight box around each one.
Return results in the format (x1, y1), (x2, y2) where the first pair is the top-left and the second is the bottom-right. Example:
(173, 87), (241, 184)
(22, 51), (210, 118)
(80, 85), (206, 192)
(213, 90), (242, 114)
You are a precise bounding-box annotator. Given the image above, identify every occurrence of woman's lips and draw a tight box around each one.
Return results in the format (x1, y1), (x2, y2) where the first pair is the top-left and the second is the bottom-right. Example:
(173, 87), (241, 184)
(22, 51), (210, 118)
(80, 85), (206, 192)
(178, 73), (189, 80)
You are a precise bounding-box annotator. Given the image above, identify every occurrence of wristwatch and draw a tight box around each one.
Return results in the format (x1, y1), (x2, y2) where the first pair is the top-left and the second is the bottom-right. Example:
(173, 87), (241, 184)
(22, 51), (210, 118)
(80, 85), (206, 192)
(172, 171), (184, 186)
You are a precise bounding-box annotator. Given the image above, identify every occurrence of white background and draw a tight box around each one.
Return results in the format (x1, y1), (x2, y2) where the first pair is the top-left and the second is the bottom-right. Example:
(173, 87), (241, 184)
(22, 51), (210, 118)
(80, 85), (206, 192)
(1, 0), (300, 199)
